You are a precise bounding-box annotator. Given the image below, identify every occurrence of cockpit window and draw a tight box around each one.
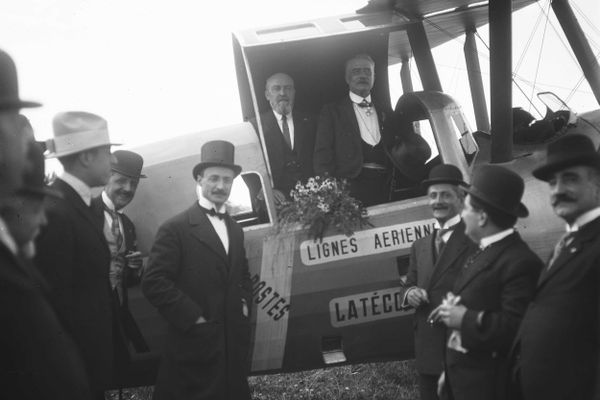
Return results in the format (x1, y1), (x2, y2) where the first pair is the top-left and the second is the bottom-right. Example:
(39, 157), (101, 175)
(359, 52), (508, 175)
(227, 172), (270, 227)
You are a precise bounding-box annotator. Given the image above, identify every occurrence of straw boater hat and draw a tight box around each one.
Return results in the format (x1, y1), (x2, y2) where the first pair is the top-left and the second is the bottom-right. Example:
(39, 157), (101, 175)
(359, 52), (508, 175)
(45, 111), (120, 158)
(112, 150), (147, 179)
(192, 140), (242, 179)
(421, 163), (467, 188)
(532, 134), (600, 181)
(465, 165), (529, 218)
(0, 49), (41, 110)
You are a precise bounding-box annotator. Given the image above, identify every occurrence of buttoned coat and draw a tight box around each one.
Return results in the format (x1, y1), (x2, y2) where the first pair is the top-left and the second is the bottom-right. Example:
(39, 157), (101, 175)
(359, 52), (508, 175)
(142, 202), (253, 400)
(444, 232), (542, 400)
(35, 178), (114, 392)
(313, 96), (391, 179)
(251, 110), (316, 197)
(0, 243), (92, 399)
(512, 217), (600, 400)
(405, 221), (476, 375)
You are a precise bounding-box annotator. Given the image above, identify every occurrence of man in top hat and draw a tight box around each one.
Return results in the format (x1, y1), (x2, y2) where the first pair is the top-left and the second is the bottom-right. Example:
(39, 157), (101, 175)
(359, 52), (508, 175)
(35, 111), (118, 399)
(430, 165), (543, 400)
(510, 134), (600, 400)
(402, 164), (476, 400)
(251, 72), (316, 204)
(142, 140), (253, 400)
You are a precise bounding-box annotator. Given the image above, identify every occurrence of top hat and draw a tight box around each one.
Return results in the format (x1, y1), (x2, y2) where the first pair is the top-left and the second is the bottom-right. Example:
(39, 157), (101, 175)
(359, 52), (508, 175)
(112, 150), (146, 179)
(466, 165), (528, 218)
(45, 111), (120, 158)
(192, 140), (242, 179)
(421, 163), (466, 188)
(17, 141), (62, 199)
(0, 49), (41, 110)
(532, 134), (600, 181)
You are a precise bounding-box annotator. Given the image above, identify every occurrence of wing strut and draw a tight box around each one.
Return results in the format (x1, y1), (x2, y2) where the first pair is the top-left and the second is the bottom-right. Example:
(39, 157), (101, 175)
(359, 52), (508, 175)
(464, 28), (490, 132)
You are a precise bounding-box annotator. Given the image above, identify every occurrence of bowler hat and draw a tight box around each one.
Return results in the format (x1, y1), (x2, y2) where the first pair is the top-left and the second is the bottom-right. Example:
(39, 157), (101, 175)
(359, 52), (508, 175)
(532, 134), (600, 181)
(45, 111), (120, 158)
(466, 165), (528, 218)
(421, 163), (467, 188)
(192, 140), (242, 179)
(18, 141), (62, 199)
(112, 150), (146, 179)
(0, 49), (40, 110)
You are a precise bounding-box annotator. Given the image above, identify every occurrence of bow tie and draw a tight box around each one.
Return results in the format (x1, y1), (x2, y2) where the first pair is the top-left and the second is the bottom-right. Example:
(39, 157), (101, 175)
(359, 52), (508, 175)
(357, 99), (373, 108)
(201, 206), (226, 220)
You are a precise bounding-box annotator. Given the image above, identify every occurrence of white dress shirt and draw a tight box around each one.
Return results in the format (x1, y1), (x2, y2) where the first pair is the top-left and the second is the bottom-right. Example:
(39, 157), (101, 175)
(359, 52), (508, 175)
(60, 171), (93, 206)
(566, 206), (600, 232)
(349, 91), (381, 146)
(479, 228), (515, 249)
(433, 214), (462, 244)
(0, 216), (18, 256)
(197, 187), (229, 254)
(272, 110), (295, 150)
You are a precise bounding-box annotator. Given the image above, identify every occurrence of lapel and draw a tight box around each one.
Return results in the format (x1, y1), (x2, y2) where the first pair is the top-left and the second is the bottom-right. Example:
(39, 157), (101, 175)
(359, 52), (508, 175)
(454, 232), (518, 293)
(341, 96), (362, 141)
(292, 113), (306, 155)
(225, 216), (242, 274)
(54, 178), (107, 245)
(187, 203), (229, 267)
(429, 222), (472, 289)
(262, 111), (285, 167)
(537, 217), (600, 287)
(416, 235), (436, 288)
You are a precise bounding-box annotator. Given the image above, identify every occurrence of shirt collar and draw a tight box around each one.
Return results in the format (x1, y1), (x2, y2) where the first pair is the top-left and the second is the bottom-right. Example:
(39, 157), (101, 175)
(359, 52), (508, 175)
(101, 191), (122, 214)
(567, 206), (600, 232)
(272, 109), (293, 122)
(196, 185), (227, 214)
(60, 171), (92, 206)
(349, 91), (372, 104)
(0, 216), (19, 256)
(433, 214), (461, 230)
(479, 228), (515, 249)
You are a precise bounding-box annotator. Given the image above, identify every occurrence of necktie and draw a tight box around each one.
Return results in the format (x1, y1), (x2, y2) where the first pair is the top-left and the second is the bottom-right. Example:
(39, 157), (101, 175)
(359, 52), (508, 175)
(104, 204), (123, 252)
(547, 231), (575, 269)
(281, 113), (292, 149)
(201, 206), (226, 220)
(357, 99), (373, 108)
(434, 228), (450, 259)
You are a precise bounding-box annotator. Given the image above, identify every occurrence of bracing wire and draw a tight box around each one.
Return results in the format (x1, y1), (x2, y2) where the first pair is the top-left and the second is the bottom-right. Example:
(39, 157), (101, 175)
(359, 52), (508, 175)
(529, 1), (552, 112)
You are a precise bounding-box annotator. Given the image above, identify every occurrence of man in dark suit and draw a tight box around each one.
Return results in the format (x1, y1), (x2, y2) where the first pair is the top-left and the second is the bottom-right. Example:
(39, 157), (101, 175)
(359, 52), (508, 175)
(431, 165), (543, 400)
(402, 164), (475, 400)
(0, 51), (92, 399)
(313, 53), (393, 207)
(252, 72), (316, 204)
(35, 111), (118, 399)
(142, 140), (253, 400)
(511, 134), (600, 400)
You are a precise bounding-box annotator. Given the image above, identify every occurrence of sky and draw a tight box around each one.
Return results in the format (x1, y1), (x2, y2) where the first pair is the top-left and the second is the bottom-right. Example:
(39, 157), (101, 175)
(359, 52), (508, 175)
(2, 0), (599, 148)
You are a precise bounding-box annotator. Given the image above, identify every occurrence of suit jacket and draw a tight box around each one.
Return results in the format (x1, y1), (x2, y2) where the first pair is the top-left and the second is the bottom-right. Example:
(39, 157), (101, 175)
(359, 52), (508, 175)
(142, 202), (253, 400)
(444, 232), (542, 400)
(404, 221), (476, 375)
(34, 178), (114, 392)
(0, 242), (92, 399)
(313, 95), (391, 179)
(513, 217), (600, 400)
(251, 110), (316, 197)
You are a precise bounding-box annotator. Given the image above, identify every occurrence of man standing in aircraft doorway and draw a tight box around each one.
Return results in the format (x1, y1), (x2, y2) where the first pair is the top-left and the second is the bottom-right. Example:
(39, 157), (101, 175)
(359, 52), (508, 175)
(142, 140), (253, 400)
(510, 134), (600, 400)
(402, 164), (475, 400)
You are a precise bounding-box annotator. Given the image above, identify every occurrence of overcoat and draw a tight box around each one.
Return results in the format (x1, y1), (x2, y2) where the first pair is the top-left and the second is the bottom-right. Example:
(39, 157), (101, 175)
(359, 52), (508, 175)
(512, 216), (600, 400)
(35, 178), (114, 392)
(405, 221), (475, 375)
(0, 241), (92, 399)
(443, 232), (542, 400)
(142, 202), (253, 400)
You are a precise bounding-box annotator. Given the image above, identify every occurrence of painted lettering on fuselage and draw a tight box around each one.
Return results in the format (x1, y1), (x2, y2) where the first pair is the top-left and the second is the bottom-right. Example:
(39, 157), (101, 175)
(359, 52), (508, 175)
(300, 219), (436, 266)
(329, 287), (413, 328)
(251, 274), (290, 321)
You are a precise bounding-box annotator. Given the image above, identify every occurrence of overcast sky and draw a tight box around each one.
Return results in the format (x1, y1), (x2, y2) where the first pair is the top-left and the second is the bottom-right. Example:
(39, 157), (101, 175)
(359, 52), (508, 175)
(2, 0), (599, 147)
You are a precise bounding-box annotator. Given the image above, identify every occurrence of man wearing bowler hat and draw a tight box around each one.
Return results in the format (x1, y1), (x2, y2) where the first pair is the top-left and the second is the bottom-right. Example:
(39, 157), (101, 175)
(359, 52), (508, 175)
(142, 140), (253, 400)
(402, 164), (476, 400)
(430, 165), (543, 400)
(510, 134), (600, 400)
(35, 111), (119, 399)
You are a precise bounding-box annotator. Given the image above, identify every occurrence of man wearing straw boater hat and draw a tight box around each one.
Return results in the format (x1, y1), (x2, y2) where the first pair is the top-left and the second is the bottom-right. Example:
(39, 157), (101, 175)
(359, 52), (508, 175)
(143, 140), (253, 400)
(402, 164), (476, 400)
(35, 111), (119, 399)
(510, 134), (600, 400)
(429, 165), (542, 400)
(0, 50), (92, 399)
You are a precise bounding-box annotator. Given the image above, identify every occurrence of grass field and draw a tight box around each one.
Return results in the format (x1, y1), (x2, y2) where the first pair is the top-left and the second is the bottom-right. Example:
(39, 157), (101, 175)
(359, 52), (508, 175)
(107, 360), (419, 400)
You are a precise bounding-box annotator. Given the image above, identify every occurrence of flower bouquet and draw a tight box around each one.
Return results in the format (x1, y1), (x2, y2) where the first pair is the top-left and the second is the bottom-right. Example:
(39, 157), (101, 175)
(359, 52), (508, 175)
(277, 176), (371, 241)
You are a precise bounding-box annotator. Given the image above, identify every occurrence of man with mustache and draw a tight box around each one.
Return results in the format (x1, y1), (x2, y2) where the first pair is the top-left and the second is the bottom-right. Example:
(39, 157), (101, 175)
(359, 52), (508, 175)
(509, 134), (600, 400)
(313, 53), (394, 207)
(251, 73), (316, 204)
(402, 164), (475, 400)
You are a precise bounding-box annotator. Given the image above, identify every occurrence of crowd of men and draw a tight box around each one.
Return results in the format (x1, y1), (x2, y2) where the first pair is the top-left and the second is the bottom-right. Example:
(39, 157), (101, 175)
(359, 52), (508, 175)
(1, 42), (599, 400)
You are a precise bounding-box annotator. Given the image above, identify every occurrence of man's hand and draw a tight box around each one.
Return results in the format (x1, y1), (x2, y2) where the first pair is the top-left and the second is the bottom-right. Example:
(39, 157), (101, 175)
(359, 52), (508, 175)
(407, 287), (429, 308)
(195, 316), (207, 324)
(272, 189), (287, 206)
(437, 372), (445, 397)
(438, 304), (467, 329)
(125, 251), (143, 269)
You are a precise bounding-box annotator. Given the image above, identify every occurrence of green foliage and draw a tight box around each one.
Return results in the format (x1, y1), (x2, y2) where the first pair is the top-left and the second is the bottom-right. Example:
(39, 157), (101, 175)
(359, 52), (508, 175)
(278, 176), (371, 241)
